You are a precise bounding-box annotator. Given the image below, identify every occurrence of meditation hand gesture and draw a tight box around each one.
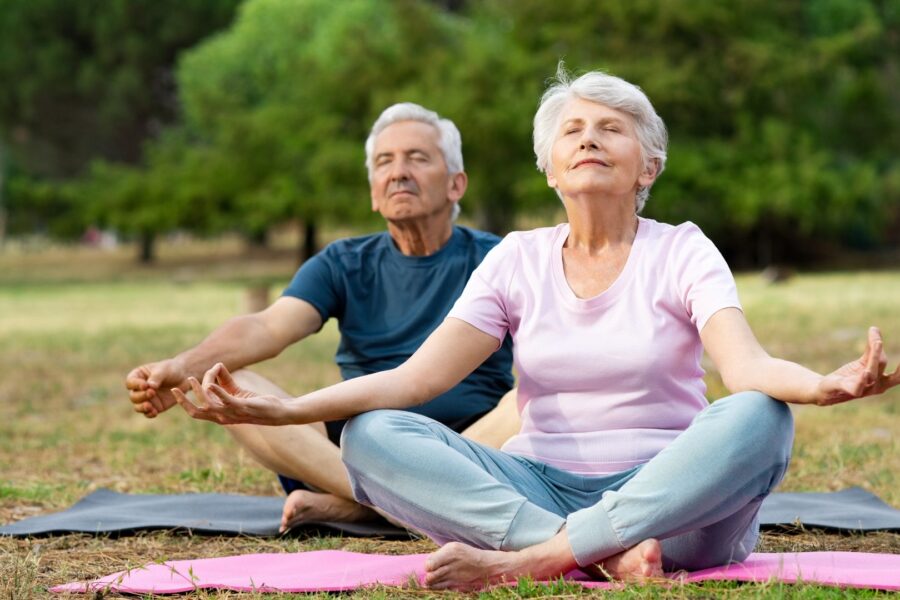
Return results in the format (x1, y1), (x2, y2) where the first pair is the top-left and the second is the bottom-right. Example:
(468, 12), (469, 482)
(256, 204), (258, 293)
(815, 327), (900, 406)
(172, 363), (289, 425)
(125, 360), (189, 418)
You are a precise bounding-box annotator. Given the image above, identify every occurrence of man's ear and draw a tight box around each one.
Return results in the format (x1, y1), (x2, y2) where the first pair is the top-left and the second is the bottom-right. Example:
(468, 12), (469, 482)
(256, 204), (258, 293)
(447, 171), (468, 202)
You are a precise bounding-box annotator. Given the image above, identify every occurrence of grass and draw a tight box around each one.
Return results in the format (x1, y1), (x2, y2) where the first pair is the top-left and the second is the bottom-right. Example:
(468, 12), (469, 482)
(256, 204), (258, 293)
(1, 239), (898, 598)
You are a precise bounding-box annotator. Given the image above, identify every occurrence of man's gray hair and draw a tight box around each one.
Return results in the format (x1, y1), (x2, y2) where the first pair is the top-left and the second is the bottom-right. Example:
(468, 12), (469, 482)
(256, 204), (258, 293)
(533, 65), (668, 213)
(365, 102), (464, 220)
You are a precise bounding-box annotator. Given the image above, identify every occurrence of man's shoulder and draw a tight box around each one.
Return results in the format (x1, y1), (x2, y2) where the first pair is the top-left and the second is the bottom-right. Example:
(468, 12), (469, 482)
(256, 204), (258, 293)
(454, 225), (503, 252)
(317, 231), (391, 261)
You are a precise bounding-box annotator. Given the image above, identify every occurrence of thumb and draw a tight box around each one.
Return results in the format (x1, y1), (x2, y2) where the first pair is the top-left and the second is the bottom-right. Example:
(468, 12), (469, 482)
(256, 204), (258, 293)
(146, 365), (169, 390)
(146, 374), (162, 389)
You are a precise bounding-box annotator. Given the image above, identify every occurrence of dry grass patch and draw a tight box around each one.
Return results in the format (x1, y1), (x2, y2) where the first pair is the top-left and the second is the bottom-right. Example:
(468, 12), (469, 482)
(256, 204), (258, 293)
(1, 257), (899, 598)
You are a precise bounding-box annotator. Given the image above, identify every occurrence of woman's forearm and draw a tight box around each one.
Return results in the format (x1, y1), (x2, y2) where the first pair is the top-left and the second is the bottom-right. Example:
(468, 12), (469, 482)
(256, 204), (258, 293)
(282, 366), (430, 424)
(725, 355), (822, 404)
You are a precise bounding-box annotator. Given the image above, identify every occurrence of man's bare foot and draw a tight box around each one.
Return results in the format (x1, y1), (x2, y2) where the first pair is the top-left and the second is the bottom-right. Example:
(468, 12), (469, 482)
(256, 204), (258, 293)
(595, 539), (663, 581)
(279, 490), (378, 532)
(424, 542), (524, 590)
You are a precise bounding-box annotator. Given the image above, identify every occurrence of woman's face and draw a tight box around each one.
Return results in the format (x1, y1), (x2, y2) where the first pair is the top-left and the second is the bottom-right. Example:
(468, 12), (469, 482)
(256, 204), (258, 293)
(546, 97), (655, 201)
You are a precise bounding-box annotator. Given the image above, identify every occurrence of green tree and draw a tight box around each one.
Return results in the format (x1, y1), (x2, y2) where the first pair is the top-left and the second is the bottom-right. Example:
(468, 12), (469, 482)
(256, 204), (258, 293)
(166, 0), (465, 258)
(462, 0), (900, 264)
(0, 0), (241, 257)
(0, 0), (241, 177)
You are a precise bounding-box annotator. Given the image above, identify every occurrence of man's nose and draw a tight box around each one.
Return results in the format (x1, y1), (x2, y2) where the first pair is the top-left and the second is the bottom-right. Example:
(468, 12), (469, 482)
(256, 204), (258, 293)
(389, 158), (412, 180)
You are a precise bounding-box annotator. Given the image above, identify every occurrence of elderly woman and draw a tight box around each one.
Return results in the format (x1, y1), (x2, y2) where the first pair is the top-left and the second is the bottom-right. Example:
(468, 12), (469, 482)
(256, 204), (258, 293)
(176, 69), (899, 589)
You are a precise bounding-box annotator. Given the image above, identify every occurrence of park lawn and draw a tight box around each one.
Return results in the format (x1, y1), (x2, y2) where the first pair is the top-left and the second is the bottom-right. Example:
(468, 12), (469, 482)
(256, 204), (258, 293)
(1, 253), (898, 598)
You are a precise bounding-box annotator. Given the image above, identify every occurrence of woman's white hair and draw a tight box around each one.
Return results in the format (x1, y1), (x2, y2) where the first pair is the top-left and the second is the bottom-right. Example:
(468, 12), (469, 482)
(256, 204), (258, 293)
(365, 102), (463, 220)
(533, 65), (668, 213)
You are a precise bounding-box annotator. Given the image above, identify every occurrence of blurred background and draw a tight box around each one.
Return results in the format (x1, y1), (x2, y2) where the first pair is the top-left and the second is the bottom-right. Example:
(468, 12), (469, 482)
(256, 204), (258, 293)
(1, 0), (898, 270)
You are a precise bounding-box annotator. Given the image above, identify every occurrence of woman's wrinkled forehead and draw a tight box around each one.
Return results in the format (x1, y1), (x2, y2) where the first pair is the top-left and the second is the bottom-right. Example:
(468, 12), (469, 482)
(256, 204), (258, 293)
(556, 96), (637, 133)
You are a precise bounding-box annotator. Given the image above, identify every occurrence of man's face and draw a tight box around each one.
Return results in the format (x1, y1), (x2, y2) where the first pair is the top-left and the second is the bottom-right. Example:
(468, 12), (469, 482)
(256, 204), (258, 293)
(369, 120), (463, 222)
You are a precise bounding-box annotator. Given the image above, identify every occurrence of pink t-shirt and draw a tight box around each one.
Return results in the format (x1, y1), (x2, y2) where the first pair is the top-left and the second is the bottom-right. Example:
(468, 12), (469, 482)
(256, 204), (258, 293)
(448, 218), (741, 475)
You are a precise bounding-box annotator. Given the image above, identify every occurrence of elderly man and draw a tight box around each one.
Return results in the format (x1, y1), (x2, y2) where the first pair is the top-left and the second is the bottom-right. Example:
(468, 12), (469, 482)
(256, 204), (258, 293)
(126, 103), (516, 530)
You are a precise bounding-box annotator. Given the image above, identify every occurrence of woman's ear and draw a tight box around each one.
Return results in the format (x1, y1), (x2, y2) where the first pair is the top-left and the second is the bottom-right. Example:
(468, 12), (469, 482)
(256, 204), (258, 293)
(638, 158), (660, 188)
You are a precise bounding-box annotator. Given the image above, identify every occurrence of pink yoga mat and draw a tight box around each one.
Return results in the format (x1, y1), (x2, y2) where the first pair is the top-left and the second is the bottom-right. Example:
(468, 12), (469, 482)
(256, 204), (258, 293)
(52, 550), (900, 594)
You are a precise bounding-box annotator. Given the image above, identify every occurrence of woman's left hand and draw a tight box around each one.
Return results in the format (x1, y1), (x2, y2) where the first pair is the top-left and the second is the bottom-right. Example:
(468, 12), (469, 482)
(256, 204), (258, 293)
(815, 327), (900, 405)
(172, 362), (289, 425)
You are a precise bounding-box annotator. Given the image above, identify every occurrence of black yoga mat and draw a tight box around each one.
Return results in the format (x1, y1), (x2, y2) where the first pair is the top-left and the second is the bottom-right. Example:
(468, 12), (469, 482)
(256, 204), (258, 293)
(2, 486), (898, 538)
(758, 486), (900, 532)
(0, 488), (410, 538)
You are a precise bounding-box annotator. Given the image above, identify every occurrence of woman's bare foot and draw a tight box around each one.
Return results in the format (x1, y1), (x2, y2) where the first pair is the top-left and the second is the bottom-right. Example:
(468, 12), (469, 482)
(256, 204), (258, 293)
(595, 539), (663, 581)
(424, 542), (524, 590)
(279, 490), (378, 532)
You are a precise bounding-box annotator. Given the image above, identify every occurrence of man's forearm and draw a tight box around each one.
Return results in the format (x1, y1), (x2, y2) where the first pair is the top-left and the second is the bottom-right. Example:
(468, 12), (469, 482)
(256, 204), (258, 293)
(174, 314), (286, 379)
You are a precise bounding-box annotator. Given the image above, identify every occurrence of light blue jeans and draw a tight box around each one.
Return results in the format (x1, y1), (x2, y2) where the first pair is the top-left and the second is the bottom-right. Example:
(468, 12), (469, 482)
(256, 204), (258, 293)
(341, 391), (793, 570)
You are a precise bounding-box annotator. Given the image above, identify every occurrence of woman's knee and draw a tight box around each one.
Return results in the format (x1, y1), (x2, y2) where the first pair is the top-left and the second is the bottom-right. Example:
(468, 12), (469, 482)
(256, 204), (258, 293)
(341, 410), (431, 471)
(718, 391), (793, 446)
(706, 392), (794, 486)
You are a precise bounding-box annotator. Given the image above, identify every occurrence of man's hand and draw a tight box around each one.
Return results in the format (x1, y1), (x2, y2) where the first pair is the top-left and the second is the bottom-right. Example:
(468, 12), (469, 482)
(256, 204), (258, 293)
(815, 327), (900, 405)
(125, 360), (189, 418)
(173, 362), (289, 426)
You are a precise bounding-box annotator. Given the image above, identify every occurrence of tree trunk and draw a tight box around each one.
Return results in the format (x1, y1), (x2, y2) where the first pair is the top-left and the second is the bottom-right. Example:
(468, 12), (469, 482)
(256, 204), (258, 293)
(476, 202), (513, 236)
(0, 143), (5, 248)
(300, 220), (318, 263)
(245, 227), (269, 253)
(138, 231), (155, 264)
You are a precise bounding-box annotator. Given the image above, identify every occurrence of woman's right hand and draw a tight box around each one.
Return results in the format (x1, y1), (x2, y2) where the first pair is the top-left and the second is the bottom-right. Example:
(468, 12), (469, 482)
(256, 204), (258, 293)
(172, 362), (290, 425)
(814, 327), (900, 406)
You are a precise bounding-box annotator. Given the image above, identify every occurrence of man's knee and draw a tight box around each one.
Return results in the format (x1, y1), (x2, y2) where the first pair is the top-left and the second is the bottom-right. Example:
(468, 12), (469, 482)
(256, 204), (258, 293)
(231, 369), (274, 391)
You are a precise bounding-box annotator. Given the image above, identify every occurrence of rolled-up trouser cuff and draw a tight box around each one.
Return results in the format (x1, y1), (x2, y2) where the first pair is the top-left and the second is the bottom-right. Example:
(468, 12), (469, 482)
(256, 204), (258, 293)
(501, 500), (566, 551)
(566, 501), (625, 567)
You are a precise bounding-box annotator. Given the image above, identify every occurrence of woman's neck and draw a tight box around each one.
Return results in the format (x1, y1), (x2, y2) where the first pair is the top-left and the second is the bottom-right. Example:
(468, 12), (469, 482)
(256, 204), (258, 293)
(563, 193), (638, 254)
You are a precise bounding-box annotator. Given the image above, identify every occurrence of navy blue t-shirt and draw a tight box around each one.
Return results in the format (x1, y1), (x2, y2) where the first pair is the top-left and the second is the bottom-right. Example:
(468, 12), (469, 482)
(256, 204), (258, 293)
(282, 225), (514, 442)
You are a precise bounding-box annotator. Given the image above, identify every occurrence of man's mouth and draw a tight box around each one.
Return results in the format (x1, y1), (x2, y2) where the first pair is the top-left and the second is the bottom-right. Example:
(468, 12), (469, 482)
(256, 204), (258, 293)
(388, 185), (419, 197)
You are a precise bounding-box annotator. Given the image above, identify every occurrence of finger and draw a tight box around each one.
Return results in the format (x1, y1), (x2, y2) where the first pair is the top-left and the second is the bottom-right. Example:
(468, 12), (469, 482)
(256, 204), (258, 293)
(886, 362), (900, 388)
(128, 389), (151, 403)
(132, 401), (156, 417)
(213, 363), (237, 389)
(147, 394), (164, 413)
(128, 388), (162, 413)
(188, 376), (211, 408)
(172, 387), (204, 418)
(863, 327), (882, 386)
(208, 383), (237, 406)
(142, 386), (165, 412)
(146, 369), (166, 390)
(125, 367), (150, 391)
(202, 363), (222, 388)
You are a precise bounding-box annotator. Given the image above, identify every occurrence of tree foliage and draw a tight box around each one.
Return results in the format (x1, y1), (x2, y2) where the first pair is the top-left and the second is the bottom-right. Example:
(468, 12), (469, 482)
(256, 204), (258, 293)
(2, 0), (898, 266)
(0, 0), (241, 177)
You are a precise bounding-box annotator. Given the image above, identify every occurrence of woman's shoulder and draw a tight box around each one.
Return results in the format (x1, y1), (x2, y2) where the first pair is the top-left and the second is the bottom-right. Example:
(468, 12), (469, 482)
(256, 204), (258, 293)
(502, 223), (567, 247)
(640, 218), (715, 251)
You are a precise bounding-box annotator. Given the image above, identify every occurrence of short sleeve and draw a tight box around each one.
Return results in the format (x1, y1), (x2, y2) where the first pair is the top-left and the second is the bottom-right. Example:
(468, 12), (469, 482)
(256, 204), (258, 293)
(281, 249), (343, 322)
(671, 224), (741, 332)
(447, 234), (517, 343)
